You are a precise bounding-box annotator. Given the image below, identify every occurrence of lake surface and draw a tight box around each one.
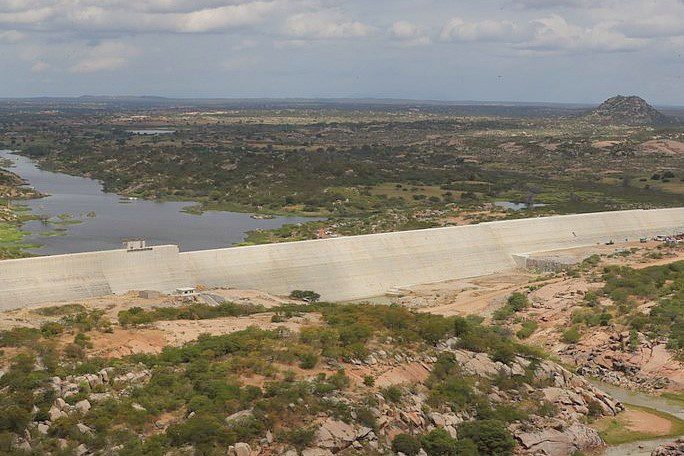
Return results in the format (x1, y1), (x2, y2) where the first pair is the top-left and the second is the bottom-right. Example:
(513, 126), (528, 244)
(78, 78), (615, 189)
(127, 129), (176, 135)
(0, 150), (319, 255)
(494, 201), (547, 211)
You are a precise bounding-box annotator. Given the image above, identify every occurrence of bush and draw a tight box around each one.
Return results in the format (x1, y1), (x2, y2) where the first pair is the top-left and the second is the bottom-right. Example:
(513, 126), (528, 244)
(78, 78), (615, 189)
(289, 290), (321, 303)
(562, 327), (581, 344)
(283, 426), (316, 449)
(40, 321), (64, 338)
(392, 433), (421, 456)
(491, 343), (516, 365)
(298, 352), (318, 369)
(458, 419), (516, 456)
(493, 293), (529, 321)
(381, 386), (403, 403)
(363, 375), (375, 387)
(421, 428), (458, 456)
(516, 321), (537, 339)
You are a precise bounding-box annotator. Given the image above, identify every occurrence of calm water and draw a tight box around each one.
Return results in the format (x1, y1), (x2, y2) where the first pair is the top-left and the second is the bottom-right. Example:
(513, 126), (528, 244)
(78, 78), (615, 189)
(494, 201), (547, 211)
(1, 150), (318, 255)
(590, 380), (684, 456)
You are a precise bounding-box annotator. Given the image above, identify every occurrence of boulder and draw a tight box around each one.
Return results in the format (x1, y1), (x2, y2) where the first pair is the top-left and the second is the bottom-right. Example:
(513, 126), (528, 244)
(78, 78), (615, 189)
(315, 418), (357, 450)
(75, 399), (91, 414)
(225, 409), (254, 425)
(233, 442), (251, 456)
(652, 438), (684, 456)
(49, 405), (65, 421)
(516, 423), (602, 455)
(302, 449), (333, 456)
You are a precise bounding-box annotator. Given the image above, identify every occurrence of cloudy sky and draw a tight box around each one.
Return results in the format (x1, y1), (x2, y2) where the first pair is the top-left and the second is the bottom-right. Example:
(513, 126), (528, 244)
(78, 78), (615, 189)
(0, 0), (682, 104)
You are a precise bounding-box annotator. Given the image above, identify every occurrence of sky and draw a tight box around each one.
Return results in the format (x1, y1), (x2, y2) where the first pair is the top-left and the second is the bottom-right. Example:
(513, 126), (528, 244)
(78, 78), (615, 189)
(0, 0), (682, 104)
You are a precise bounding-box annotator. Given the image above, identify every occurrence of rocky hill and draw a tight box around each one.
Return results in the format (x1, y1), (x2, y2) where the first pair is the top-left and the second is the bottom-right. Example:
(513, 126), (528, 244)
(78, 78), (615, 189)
(584, 95), (670, 125)
(0, 300), (624, 456)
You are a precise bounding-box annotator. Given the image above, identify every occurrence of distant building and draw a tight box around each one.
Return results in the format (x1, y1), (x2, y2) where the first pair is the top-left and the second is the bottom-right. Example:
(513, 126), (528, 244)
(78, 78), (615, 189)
(175, 287), (196, 297)
(123, 238), (150, 251)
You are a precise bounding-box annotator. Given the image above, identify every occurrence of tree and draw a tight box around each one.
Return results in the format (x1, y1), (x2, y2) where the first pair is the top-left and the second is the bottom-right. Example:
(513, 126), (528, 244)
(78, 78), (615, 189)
(458, 419), (516, 456)
(289, 290), (321, 303)
(392, 433), (421, 456)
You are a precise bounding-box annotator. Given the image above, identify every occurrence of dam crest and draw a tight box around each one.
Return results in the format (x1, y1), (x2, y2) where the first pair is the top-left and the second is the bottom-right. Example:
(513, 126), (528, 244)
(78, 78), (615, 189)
(1, 208), (683, 310)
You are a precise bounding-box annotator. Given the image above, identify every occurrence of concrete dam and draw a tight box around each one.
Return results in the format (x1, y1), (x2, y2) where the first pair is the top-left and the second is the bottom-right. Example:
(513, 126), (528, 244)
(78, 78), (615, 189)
(1, 208), (682, 310)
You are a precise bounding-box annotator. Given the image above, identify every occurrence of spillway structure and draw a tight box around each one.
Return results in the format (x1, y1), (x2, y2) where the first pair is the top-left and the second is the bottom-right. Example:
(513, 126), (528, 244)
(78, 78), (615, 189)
(1, 208), (682, 310)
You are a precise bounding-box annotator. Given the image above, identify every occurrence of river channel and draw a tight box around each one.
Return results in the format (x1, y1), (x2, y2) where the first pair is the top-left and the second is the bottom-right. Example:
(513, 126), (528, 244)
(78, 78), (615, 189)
(1, 150), (319, 255)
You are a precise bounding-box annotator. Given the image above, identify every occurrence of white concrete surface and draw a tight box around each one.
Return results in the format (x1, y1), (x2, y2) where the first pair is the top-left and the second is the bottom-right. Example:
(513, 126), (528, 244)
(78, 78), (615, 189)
(1, 208), (682, 309)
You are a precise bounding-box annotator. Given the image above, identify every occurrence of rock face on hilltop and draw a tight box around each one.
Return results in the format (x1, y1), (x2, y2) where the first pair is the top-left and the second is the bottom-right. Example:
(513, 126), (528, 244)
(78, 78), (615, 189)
(585, 95), (669, 125)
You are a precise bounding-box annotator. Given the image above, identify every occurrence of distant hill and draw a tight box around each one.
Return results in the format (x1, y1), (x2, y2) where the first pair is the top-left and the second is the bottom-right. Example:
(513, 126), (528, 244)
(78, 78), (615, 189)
(584, 95), (670, 125)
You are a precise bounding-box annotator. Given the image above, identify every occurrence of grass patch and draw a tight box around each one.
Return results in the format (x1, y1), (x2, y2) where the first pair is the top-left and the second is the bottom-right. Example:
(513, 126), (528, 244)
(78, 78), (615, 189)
(660, 391), (684, 407)
(593, 404), (684, 445)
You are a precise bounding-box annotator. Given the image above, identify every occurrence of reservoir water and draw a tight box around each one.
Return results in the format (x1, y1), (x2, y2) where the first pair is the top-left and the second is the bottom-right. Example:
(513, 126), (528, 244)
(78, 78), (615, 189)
(1, 150), (319, 255)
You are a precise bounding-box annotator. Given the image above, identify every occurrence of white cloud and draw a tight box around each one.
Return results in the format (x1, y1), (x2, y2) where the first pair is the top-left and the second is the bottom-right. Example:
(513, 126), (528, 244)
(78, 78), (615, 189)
(441, 17), (529, 43)
(510, 0), (594, 9)
(441, 14), (645, 53)
(222, 55), (260, 70)
(390, 20), (429, 46)
(0, 0), (288, 34)
(0, 29), (25, 42)
(285, 12), (375, 39)
(30, 60), (50, 73)
(70, 41), (137, 73)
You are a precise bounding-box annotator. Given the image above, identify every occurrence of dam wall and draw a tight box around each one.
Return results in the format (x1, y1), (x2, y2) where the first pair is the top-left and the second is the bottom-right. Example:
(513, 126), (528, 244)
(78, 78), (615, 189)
(0, 245), (193, 310)
(1, 208), (682, 309)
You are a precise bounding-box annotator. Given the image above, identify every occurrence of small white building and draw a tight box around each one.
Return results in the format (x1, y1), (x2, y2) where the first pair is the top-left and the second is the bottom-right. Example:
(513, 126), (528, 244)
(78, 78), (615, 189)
(175, 287), (196, 297)
(123, 238), (150, 251)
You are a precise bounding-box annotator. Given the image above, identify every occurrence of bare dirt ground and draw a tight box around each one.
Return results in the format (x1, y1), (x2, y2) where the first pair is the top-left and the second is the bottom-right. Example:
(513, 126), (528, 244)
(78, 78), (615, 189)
(153, 312), (321, 346)
(622, 408), (673, 434)
(85, 313), (322, 358)
(403, 272), (537, 317)
(638, 139), (684, 156)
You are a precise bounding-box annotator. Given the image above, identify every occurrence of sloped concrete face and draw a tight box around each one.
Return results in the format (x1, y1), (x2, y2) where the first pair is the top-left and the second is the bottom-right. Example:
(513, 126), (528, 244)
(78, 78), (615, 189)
(0, 245), (193, 311)
(183, 208), (684, 301)
(0, 208), (682, 309)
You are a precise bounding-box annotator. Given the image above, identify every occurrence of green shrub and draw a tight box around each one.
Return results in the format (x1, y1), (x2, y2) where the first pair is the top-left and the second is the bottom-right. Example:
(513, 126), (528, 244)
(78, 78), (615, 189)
(493, 293), (529, 321)
(40, 321), (64, 338)
(421, 428), (458, 456)
(381, 386), (403, 403)
(282, 426), (316, 449)
(363, 375), (375, 387)
(392, 433), (421, 456)
(458, 419), (516, 456)
(561, 327), (581, 344)
(289, 290), (321, 303)
(298, 352), (318, 369)
(516, 321), (537, 339)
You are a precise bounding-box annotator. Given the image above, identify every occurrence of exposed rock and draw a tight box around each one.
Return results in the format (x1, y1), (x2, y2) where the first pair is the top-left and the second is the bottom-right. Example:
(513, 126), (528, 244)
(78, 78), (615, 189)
(74, 399), (91, 414)
(232, 442), (251, 456)
(652, 438), (684, 456)
(76, 423), (93, 435)
(49, 405), (65, 421)
(584, 95), (670, 125)
(302, 449), (333, 456)
(225, 409), (254, 425)
(315, 418), (357, 450)
(516, 423), (602, 455)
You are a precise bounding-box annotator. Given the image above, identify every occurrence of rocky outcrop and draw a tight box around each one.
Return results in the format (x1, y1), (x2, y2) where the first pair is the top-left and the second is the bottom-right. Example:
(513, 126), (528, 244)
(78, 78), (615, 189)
(584, 95), (670, 125)
(516, 423), (602, 455)
(652, 438), (684, 456)
(565, 330), (677, 391)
